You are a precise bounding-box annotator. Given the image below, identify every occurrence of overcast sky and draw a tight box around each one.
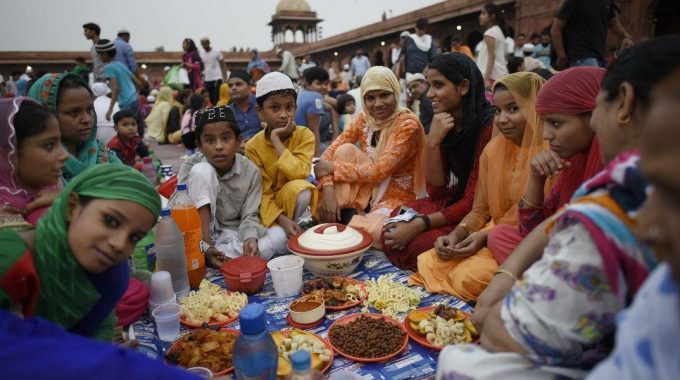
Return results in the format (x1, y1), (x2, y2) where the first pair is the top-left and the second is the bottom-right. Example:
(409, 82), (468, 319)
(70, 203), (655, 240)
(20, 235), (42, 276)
(1, 0), (443, 52)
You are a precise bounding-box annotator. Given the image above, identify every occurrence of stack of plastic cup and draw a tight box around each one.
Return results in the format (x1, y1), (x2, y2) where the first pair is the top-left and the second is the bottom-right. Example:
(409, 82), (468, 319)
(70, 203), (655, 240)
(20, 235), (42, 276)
(148, 271), (177, 314)
(152, 303), (181, 342)
(267, 255), (304, 297)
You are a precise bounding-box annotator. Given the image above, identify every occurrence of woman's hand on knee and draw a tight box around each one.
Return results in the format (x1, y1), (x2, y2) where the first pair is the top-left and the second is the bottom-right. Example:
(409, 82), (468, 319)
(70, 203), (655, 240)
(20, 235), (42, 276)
(314, 159), (334, 178)
(318, 186), (340, 223)
(383, 221), (421, 251)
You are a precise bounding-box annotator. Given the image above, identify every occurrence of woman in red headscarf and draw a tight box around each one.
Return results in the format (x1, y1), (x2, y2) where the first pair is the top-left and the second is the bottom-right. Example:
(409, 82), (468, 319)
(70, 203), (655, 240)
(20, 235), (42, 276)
(487, 66), (606, 264)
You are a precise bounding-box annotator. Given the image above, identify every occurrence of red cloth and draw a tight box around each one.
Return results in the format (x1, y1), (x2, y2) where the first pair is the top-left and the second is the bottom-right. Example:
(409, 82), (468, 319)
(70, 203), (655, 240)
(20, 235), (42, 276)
(382, 122), (492, 270)
(0, 250), (40, 316)
(487, 224), (524, 264)
(535, 66), (606, 115)
(114, 277), (149, 327)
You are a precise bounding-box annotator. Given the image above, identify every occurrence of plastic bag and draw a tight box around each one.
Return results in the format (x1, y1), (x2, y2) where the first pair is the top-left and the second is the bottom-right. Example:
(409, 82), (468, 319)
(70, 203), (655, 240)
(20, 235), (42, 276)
(178, 68), (190, 85)
(161, 65), (183, 90)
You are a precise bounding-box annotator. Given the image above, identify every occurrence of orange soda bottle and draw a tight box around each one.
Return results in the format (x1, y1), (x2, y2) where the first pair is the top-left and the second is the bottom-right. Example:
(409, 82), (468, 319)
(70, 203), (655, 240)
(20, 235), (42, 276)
(171, 183), (206, 288)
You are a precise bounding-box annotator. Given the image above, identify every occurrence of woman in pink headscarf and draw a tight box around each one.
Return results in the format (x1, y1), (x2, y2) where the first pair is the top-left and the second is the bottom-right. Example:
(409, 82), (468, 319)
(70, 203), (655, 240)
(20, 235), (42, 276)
(487, 66), (606, 264)
(0, 97), (68, 230)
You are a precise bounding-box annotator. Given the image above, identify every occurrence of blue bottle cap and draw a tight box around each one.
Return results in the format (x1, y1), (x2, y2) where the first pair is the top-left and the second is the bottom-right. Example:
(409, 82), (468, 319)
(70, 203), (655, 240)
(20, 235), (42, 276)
(290, 350), (311, 372)
(239, 303), (267, 335)
(160, 208), (171, 216)
(176, 183), (187, 191)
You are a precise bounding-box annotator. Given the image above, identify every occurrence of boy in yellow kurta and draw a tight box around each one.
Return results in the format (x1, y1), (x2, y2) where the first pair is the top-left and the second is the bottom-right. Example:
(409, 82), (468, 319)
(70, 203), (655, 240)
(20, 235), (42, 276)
(245, 72), (318, 237)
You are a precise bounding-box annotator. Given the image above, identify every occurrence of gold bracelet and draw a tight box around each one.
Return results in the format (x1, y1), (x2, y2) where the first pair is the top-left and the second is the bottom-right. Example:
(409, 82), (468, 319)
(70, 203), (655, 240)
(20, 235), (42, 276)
(520, 196), (542, 209)
(495, 268), (518, 282)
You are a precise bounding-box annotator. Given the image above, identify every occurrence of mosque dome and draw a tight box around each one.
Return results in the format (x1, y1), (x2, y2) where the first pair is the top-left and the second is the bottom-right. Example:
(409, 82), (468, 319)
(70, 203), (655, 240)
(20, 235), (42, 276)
(276, 0), (312, 13)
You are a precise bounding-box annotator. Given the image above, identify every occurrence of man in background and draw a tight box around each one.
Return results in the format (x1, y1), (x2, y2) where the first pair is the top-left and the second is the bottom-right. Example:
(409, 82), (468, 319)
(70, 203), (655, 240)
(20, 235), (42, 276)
(200, 36), (227, 106)
(82, 22), (104, 81)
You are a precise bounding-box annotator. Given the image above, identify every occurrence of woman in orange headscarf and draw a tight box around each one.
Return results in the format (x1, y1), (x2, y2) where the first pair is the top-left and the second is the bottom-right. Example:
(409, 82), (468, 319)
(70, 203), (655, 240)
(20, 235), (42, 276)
(412, 72), (552, 301)
(314, 66), (427, 247)
(487, 66), (606, 264)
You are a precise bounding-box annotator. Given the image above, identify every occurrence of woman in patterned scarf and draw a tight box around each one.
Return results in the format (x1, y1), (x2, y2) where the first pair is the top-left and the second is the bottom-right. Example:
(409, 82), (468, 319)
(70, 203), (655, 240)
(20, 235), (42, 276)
(28, 73), (120, 182)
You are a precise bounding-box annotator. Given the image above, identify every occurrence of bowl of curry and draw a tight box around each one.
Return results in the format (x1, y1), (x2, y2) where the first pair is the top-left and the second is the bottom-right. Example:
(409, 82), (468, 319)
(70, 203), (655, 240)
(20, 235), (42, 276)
(289, 295), (325, 325)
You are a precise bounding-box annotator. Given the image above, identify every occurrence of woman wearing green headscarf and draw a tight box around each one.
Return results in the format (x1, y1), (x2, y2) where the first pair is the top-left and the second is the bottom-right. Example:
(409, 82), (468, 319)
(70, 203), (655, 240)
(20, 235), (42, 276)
(28, 73), (121, 182)
(0, 164), (161, 341)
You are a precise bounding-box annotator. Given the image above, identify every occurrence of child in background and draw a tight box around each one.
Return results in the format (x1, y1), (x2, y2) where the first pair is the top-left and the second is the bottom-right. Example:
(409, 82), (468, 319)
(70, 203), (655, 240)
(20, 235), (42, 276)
(335, 94), (356, 133)
(295, 67), (329, 157)
(107, 109), (149, 166)
(180, 94), (205, 156)
(175, 105), (287, 267)
(245, 72), (317, 238)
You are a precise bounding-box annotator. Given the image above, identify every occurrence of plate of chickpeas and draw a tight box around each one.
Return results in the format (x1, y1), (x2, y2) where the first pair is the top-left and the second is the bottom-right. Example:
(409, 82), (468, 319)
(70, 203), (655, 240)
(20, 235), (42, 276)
(327, 313), (408, 362)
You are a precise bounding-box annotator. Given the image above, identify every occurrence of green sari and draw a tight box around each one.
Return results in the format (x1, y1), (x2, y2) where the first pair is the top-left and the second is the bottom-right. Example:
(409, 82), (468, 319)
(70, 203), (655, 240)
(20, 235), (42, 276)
(0, 164), (161, 340)
(28, 73), (121, 182)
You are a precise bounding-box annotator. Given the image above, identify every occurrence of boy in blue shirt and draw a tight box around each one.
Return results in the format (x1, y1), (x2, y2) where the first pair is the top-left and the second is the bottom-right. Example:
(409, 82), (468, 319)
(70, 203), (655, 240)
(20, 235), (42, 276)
(95, 39), (144, 135)
(295, 67), (328, 157)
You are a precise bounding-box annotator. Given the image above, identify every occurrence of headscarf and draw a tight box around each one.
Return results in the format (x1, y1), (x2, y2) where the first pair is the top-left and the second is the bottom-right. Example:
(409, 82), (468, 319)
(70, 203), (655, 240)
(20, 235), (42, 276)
(0, 97), (62, 229)
(27, 73), (120, 182)
(144, 86), (174, 143)
(182, 38), (203, 71)
(428, 53), (495, 200)
(488, 72), (548, 221)
(246, 50), (270, 75)
(536, 66), (606, 208)
(216, 82), (230, 106)
(33, 164), (161, 339)
(359, 66), (426, 199)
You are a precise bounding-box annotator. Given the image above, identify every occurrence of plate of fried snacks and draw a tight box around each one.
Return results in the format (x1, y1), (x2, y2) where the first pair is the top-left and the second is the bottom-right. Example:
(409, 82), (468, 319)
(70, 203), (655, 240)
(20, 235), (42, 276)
(165, 328), (239, 376)
(328, 313), (408, 362)
(301, 277), (368, 311)
(363, 275), (423, 317)
(404, 305), (479, 350)
(272, 329), (334, 378)
(180, 280), (248, 328)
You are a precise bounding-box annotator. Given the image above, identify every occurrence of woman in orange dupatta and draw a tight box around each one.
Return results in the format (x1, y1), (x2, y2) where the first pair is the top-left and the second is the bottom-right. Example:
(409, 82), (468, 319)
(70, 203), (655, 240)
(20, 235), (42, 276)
(314, 66), (426, 247)
(412, 72), (552, 301)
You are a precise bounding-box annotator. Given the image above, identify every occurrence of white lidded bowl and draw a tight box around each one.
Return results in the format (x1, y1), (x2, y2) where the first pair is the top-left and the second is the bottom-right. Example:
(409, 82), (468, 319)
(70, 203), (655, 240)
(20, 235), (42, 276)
(288, 223), (373, 277)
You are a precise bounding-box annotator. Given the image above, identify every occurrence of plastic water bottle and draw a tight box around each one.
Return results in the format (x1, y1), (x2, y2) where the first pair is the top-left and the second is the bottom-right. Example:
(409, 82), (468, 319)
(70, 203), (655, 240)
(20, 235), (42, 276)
(285, 351), (324, 380)
(141, 157), (157, 186)
(233, 303), (278, 380)
(155, 208), (190, 300)
(171, 183), (206, 289)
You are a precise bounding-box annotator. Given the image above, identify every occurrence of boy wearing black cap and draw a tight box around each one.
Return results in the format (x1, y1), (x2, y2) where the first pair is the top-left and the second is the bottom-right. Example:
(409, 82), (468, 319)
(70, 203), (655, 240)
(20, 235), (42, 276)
(175, 105), (287, 267)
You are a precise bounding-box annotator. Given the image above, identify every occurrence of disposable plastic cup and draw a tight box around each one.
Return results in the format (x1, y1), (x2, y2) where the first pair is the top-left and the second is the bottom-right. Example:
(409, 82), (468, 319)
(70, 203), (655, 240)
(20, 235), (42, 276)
(186, 367), (213, 378)
(152, 303), (181, 342)
(149, 271), (175, 304)
(267, 255), (304, 297)
(148, 295), (177, 315)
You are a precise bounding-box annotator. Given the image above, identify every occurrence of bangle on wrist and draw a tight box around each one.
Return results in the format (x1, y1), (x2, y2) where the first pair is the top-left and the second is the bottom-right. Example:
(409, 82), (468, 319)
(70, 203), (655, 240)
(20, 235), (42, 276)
(458, 222), (470, 236)
(520, 196), (542, 209)
(418, 215), (431, 232)
(495, 268), (518, 282)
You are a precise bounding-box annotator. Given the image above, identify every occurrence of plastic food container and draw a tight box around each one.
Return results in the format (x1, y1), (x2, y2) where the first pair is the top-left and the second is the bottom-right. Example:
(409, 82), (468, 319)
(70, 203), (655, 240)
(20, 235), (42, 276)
(288, 223), (373, 277)
(289, 295), (325, 325)
(221, 256), (268, 294)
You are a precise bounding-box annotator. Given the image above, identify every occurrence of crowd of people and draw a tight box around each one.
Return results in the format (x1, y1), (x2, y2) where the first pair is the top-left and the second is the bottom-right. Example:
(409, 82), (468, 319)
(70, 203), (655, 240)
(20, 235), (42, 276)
(0, 1), (679, 379)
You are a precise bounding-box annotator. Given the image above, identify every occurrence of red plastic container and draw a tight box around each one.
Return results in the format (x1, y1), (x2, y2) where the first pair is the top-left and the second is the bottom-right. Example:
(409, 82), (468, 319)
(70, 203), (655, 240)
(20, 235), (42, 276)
(157, 174), (178, 199)
(220, 256), (267, 294)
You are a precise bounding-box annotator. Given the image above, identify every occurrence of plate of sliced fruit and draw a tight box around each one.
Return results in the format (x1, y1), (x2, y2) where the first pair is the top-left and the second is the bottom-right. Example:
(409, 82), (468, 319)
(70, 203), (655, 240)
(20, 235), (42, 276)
(271, 329), (334, 378)
(404, 305), (478, 350)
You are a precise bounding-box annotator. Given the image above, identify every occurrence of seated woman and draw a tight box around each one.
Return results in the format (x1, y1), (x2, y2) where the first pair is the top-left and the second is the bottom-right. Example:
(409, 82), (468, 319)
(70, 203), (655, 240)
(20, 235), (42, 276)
(28, 73), (120, 182)
(314, 66), (426, 247)
(0, 164), (161, 341)
(382, 53), (494, 270)
(245, 72), (317, 238)
(436, 36), (680, 380)
(413, 72), (551, 301)
(488, 66), (605, 264)
(144, 86), (174, 143)
(0, 98), (69, 230)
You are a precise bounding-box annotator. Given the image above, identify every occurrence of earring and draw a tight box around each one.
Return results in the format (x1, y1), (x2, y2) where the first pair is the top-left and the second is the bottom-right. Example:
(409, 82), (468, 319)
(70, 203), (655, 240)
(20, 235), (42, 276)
(261, 121), (267, 129)
(617, 115), (631, 124)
